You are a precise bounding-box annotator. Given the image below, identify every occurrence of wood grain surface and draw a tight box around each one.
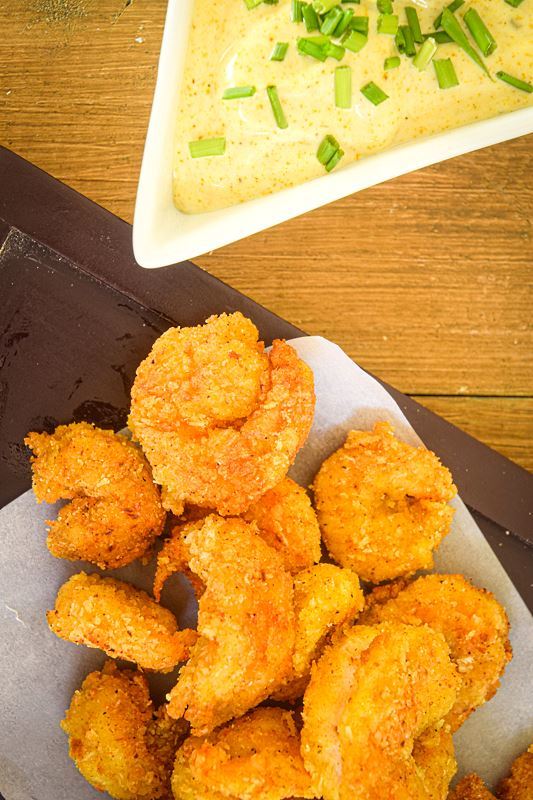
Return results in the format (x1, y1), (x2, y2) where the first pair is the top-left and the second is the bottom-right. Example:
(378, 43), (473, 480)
(1, 0), (531, 470)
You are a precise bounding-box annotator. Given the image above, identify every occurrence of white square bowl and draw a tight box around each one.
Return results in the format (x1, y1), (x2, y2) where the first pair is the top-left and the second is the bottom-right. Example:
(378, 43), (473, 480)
(133, 0), (533, 269)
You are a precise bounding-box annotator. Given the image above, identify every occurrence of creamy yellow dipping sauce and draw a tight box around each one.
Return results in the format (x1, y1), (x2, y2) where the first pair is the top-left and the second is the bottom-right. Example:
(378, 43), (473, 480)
(173, 0), (532, 213)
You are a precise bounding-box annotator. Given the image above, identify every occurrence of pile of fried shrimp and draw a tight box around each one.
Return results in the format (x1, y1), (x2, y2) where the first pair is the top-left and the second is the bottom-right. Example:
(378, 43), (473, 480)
(24, 312), (530, 800)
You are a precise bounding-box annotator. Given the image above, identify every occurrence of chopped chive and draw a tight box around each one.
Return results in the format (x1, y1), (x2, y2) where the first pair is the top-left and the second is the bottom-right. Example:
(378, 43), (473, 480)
(335, 65), (352, 107)
(434, 0), (464, 30)
(384, 55), (401, 69)
(297, 36), (328, 60)
(189, 137), (226, 158)
(321, 5), (344, 34)
(395, 25), (406, 53)
(325, 147), (344, 171)
(405, 6), (423, 43)
(350, 15), (369, 34)
(496, 71), (533, 93)
(360, 80), (389, 104)
(441, 9), (491, 78)
(342, 29), (367, 52)
(270, 41), (289, 60)
(378, 13), (398, 34)
(424, 30), (452, 44)
(334, 8), (354, 36)
(504, 0), (525, 5)
(463, 8), (497, 57)
(266, 85), (288, 128)
(317, 134), (340, 164)
(399, 24), (416, 56)
(313, 0), (339, 12)
(377, 0), (393, 12)
(413, 37), (437, 70)
(433, 57), (459, 88)
(325, 41), (346, 59)
(222, 86), (256, 99)
(302, 2), (320, 30)
(291, 0), (303, 22)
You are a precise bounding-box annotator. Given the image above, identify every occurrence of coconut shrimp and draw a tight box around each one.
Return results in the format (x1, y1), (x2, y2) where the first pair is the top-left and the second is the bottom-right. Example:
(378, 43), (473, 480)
(301, 623), (459, 800)
(359, 574), (512, 731)
(128, 313), (315, 516)
(165, 515), (295, 734)
(171, 707), (317, 800)
(312, 422), (457, 583)
(61, 661), (187, 800)
(47, 572), (196, 672)
(25, 422), (166, 569)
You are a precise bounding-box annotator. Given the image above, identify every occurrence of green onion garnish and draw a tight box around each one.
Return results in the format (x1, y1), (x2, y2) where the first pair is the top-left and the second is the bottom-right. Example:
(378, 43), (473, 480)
(395, 25), (406, 53)
(398, 24), (416, 56)
(266, 85), (288, 128)
(291, 0), (304, 22)
(222, 86), (256, 99)
(302, 2), (320, 30)
(335, 65), (352, 107)
(321, 5), (344, 35)
(189, 138), (226, 158)
(342, 29), (367, 52)
(378, 14), (398, 34)
(433, 57), (459, 88)
(441, 9), (491, 78)
(424, 30), (452, 44)
(325, 147), (344, 171)
(405, 6), (423, 43)
(313, 0), (339, 12)
(377, 0), (393, 12)
(350, 15), (369, 34)
(504, 0), (525, 5)
(434, 0), (464, 30)
(384, 55), (401, 69)
(326, 41), (346, 59)
(270, 41), (289, 60)
(463, 8), (497, 57)
(496, 71), (533, 93)
(297, 36), (328, 60)
(413, 37), (437, 70)
(334, 8), (354, 36)
(317, 134), (340, 164)
(360, 81), (389, 105)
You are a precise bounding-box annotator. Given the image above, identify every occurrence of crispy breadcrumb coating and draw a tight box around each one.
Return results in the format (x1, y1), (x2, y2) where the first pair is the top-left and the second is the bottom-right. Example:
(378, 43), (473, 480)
(129, 314), (315, 516)
(312, 422), (456, 583)
(414, 726), (457, 800)
(360, 574), (511, 731)
(498, 745), (533, 800)
(62, 661), (187, 800)
(25, 422), (165, 569)
(171, 707), (317, 800)
(242, 477), (321, 574)
(448, 774), (497, 800)
(273, 563), (364, 701)
(165, 515), (295, 734)
(301, 623), (459, 800)
(47, 572), (196, 672)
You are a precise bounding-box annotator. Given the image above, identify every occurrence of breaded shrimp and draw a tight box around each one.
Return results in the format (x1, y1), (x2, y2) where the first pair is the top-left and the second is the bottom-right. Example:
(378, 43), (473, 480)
(47, 572), (196, 672)
(165, 515), (295, 734)
(242, 477), (321, 574)
(448, 775), (496, 800)
(171, 707), (317, 800)
(414, 726), (457, 800)
(301, 623), (459, 800)
(312, 422), (456, 583)
(273, 563), (364, 701)
(498, 745), (533, 800)
(359, 574), (511, 730)
(62, 661), (187, 800)
(129, 313), (315, 516)
(25, 422), (166, 569)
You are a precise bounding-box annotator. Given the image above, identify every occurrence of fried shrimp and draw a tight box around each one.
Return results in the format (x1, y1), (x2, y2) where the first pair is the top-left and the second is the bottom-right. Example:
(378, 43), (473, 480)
(301, 623), (459, 800)
(413, 726), (457, 800)
(359, 574), (511, 730)
(498, 745), (533, 800)
(62, 661), (187, 800)
(129, 313), (315, 516)
(171, 707), (317, 800)
(448, 774), (497, 800)
(312, 422), (456, 583)
(273, 563), (364, 701)
(242, 477), (321, 573)
(166, 515), (295, 733)
(25, 422), (166, 569)
(47, 572), (196, 672)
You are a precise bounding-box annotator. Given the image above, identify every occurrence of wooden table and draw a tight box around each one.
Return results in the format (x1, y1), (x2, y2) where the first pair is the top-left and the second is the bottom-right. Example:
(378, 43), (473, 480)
(1, 0), (531, 471)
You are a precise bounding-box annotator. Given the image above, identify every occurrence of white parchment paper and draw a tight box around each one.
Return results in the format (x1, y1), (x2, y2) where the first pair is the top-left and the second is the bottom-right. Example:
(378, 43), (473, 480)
(1, 336), (531, 800)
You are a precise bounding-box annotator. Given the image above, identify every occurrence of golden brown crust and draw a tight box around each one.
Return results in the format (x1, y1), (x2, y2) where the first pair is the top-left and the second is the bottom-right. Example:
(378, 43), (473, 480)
(448, 774), (497, 800)
(25, 422), (165, 569)
(497, 746), (533, 800)
(47, 572), (196, 672)
(312, 422), (456, 583)
(360, 574), (512, 731)
(129, 314), (315, 516)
